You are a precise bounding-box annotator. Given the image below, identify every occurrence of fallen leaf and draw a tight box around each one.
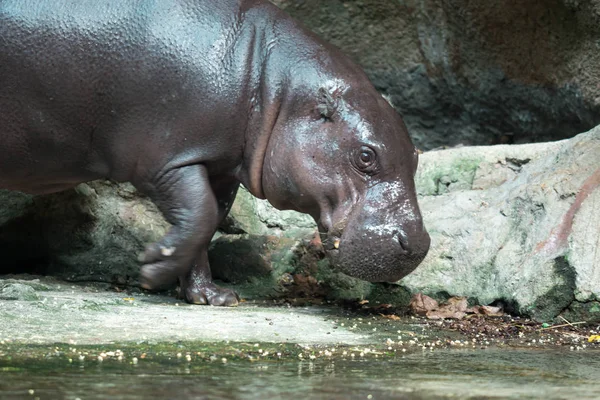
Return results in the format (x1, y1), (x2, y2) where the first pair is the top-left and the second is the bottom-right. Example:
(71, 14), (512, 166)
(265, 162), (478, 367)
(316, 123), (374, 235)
(425, 297), (469, 319)
(588, 335), (600, 343)
(380, 313), (401, 320)
(446, 297), (468, 313)
(426, 309), (467, 320)
(410, 294), (503, 320)
(123, 297), (135, 301)
(471, 305), (504, 317)
(409, 293), (439, 316)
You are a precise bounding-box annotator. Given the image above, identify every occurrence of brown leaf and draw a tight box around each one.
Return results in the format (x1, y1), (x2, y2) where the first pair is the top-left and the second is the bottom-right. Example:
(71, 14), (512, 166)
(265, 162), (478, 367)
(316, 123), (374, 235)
(409, 293), (439, 316)
(445, 297), (468, 313)
(426, 309), (467, 320)
(380, 313), (401, 320)
(472, 305), (504, 317)
(424, 296), (468, 320)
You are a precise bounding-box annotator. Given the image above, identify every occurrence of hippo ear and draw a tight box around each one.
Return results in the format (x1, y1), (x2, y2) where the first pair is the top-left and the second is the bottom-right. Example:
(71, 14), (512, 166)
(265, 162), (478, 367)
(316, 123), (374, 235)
(317, 87), (338, 120)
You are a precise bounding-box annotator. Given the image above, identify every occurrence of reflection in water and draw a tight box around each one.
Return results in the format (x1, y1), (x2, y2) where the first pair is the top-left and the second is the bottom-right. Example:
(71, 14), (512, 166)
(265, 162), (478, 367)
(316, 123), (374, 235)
(1, 348), (600, 399)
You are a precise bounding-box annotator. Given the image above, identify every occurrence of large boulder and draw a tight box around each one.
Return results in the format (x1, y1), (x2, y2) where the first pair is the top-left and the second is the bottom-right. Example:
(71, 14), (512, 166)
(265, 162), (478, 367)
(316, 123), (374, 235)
(406, 126), (600, 321)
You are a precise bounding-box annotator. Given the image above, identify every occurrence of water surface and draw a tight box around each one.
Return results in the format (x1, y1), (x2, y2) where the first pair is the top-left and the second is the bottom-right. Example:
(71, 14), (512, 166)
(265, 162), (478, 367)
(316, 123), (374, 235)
(2, 347), (599, 399)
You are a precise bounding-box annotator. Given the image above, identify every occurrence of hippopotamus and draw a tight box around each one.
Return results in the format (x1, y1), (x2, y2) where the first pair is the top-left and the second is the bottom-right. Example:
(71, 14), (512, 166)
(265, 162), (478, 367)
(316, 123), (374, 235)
(0, 0), (430, 306)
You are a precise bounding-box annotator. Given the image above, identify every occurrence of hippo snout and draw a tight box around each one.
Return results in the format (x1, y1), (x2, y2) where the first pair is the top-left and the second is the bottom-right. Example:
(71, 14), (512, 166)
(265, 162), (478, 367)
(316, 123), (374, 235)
(329, 225), (430, 283)
(323, 183), (430, 283)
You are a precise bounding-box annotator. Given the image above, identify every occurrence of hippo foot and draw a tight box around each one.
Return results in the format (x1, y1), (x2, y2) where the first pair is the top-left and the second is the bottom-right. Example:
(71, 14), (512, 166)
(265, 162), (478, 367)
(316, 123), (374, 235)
(138, 242), (193, 289)
(139, 261), (186, 290)
(181, 282), (240, 307)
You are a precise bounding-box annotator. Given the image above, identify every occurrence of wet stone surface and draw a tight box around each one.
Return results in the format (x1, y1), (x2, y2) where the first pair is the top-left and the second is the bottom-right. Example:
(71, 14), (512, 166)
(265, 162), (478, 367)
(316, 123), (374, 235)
(0, 276), (370, 346)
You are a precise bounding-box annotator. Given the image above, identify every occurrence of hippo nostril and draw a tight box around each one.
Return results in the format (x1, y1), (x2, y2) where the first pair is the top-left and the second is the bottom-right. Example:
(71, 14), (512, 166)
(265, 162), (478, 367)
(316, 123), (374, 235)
(395, 230), (410, 253)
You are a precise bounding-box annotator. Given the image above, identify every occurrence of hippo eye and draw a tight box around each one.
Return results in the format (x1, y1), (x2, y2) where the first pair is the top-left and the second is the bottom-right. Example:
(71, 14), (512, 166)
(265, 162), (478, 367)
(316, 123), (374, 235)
(359, 151), (373, 164)
(354, 146), (378, 173)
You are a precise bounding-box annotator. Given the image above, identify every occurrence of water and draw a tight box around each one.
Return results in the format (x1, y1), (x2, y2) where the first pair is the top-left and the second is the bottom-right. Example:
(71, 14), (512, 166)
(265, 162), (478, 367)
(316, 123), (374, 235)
(2, 347), (600, 399)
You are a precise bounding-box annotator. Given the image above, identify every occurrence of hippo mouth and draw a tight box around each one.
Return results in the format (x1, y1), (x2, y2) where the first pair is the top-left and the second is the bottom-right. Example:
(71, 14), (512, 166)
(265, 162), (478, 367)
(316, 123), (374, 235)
(320, 235), (340, 261)
(319, 227), (429, 283)
(321, 233), (341, 253)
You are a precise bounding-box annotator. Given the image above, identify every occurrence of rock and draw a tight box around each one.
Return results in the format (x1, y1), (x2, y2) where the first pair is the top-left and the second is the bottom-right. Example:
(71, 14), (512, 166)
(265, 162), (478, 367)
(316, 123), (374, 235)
(209, 231), (331, 301)
(0, 190), (32, 225)
(272, 0), (600, 150)
(223, 186), (316, 238)
(0, 181), (169, 285)
(209, 234), (301, 287)
(0, 283), (40, 301)
(402, 126), (600, 321)
(206, 186), (322, 298)
(0, 277), (51, 291)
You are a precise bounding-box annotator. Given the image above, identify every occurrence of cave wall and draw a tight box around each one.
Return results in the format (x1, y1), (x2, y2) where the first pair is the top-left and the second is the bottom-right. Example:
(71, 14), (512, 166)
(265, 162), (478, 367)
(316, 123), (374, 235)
(272, 0), (600, 150)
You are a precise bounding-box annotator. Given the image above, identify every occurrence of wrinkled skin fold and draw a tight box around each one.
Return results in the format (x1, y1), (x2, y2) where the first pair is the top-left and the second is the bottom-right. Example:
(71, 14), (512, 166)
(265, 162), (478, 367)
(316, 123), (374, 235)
(0, 0), (429, 306)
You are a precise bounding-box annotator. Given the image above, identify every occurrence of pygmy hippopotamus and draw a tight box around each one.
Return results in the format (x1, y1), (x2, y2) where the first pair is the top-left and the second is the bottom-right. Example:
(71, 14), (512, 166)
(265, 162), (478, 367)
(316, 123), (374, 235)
(0, 0), (430, 306)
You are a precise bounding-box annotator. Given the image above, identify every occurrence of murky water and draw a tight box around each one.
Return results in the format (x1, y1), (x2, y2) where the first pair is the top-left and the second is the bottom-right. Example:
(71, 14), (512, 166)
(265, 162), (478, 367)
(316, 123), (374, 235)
(2, 347), (600, 399)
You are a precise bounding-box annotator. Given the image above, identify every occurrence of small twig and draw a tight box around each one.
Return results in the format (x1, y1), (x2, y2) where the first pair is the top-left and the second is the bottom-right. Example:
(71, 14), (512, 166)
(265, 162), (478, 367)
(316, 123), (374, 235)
(559, 316), (575, 327)
(538, 321), (587, 331)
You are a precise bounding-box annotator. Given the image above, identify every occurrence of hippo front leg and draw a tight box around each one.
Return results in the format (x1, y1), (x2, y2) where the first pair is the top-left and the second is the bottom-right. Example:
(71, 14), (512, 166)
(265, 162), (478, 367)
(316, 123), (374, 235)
(179, 181), (241, 306)
(135, 164), (219, 291)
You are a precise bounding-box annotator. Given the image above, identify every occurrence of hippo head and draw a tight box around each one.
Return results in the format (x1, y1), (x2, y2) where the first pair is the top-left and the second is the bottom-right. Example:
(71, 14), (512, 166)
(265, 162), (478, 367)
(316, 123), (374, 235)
(260, 70), (430, 283)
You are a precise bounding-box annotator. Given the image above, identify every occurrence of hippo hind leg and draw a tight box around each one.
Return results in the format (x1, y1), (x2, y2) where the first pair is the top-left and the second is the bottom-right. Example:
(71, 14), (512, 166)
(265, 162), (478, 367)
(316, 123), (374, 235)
(178, 181), (241, 306)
